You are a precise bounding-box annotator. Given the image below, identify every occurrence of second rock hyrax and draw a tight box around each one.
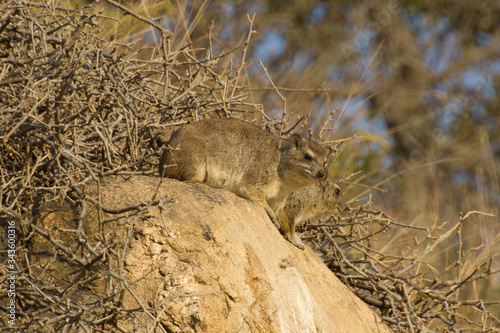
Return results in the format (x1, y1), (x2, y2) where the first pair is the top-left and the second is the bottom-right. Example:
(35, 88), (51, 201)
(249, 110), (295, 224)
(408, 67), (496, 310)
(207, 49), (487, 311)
(159, 118), (329, 229)
(275, 176), (344, 249)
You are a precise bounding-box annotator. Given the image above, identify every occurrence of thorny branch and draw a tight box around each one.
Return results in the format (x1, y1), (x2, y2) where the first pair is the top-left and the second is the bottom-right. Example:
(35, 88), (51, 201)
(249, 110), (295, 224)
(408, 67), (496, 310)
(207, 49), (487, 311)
(0, 1), (258, 331)
(300, 207), (499, 332)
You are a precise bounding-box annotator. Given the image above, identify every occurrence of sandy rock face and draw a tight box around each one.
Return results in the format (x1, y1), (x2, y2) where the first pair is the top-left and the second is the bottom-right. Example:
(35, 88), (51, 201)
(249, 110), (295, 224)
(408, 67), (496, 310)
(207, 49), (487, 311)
(31, 176), (390, 333)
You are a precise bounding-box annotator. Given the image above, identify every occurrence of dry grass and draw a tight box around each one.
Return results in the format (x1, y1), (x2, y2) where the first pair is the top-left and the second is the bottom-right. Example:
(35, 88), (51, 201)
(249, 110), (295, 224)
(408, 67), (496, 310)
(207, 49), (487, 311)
(0, 1), (499, 332)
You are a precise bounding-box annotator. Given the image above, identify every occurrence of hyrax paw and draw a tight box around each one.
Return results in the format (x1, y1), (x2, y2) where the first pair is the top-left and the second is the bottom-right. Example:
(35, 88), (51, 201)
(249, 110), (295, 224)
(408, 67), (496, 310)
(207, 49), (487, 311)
(284, 234), (305, 250)
(271, 217), (282, 230)
(292, 239), (305, 250)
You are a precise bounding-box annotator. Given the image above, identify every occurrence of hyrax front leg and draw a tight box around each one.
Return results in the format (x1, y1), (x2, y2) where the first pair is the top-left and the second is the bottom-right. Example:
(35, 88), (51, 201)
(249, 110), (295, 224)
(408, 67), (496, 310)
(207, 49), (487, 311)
(275, 208), (305, 250)
(238, 184), (281, 229)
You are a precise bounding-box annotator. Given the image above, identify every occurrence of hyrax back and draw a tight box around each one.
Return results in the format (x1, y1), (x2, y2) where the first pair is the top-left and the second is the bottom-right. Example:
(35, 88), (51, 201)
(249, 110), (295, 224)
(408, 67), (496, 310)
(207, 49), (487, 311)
(275, 176), (344, 249)
(159, 118), (328, 228)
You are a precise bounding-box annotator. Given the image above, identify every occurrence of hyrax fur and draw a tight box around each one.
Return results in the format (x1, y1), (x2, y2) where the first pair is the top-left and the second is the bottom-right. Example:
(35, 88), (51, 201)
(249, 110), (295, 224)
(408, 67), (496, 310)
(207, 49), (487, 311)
(275, 176), (344, 250)
(159, 118), (328, 229)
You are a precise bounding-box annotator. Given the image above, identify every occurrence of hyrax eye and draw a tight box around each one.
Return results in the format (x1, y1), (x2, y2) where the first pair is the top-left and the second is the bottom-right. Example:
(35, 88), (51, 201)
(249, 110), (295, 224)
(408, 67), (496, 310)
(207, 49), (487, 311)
(335, 188), (341, 196)
(304, 153), (312, 161)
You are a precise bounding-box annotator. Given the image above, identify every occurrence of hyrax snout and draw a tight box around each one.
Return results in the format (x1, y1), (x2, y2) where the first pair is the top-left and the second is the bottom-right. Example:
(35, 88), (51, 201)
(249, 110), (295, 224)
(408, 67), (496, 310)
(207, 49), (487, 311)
(275, 176), (344, 249)
(158, 118), (328, 229)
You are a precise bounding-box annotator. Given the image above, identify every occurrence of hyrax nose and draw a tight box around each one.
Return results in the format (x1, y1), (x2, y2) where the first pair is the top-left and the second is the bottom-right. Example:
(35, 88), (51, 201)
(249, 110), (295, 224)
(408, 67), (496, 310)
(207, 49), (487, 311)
(316, 169), (325, 178)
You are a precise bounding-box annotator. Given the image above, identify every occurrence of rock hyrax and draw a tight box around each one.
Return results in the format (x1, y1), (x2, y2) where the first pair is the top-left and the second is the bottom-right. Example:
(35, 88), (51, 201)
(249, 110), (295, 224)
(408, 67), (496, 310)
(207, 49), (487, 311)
(275, 176), (344, 249)
(159, 118), (328, 229)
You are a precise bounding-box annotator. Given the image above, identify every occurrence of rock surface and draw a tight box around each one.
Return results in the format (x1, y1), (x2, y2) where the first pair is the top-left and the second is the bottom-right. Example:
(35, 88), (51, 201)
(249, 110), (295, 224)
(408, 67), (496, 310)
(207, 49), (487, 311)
(31, 176), (390, 332)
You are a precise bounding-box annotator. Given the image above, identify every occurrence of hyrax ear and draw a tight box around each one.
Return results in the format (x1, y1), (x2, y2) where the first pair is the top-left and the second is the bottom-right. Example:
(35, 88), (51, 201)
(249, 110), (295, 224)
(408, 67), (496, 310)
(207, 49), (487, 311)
(290, 134), (303, 149)
(324, 145), (333, 157)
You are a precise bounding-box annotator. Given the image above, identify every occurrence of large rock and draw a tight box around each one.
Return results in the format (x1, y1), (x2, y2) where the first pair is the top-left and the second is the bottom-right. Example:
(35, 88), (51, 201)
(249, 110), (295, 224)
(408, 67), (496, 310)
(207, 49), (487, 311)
(30, 176), (390, 332)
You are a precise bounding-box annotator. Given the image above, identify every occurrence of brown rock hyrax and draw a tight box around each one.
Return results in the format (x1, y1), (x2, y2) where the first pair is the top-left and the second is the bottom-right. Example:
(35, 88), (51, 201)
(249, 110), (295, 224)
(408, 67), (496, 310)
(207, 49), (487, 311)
(158, 118), (328, 229)
(275, 176), (344, 249)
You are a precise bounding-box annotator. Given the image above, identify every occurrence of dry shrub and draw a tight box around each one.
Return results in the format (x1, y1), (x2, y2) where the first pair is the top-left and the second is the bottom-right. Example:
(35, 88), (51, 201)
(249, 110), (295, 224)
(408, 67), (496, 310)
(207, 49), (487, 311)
(301, 208), (499, 332)
(0, 1), (498, 332)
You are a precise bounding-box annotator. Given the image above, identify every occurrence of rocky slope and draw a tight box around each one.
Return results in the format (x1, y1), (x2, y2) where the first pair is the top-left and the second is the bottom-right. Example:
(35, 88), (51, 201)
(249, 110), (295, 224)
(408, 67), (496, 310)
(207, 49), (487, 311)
(30, 176), (390, 332)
